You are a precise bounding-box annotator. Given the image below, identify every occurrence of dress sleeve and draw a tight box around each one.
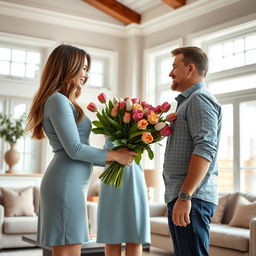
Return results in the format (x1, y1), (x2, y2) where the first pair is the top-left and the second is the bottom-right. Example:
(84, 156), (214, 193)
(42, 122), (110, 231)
(45, 94), (108, 165)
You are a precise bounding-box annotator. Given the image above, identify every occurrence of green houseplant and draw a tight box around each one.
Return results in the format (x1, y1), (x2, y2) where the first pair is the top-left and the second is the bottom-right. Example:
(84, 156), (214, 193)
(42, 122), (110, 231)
(0, 113), (26, 173)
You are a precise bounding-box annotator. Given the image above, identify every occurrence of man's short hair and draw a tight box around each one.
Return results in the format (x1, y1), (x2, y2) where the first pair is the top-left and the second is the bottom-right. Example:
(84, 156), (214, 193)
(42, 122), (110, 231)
(171, 46), (208, 77)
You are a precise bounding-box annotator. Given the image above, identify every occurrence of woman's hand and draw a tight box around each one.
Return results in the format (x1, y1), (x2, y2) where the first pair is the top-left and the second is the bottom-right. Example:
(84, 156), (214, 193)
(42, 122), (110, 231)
(106, 149), (137, 166)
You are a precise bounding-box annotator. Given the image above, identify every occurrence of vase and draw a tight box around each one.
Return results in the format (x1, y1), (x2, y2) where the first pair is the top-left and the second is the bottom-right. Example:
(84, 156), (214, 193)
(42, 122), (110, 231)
(4, 143), (20, 174)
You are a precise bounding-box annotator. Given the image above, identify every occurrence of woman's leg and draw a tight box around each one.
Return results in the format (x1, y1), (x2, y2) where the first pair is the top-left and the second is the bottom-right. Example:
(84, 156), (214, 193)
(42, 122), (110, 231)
(52, 244), (81, 256)
(125, 243), (142, 256)
(105, 244), (122, 256)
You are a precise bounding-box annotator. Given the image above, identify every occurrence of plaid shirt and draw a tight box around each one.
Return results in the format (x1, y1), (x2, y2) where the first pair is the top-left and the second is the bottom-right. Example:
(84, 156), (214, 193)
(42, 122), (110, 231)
(163, 82), (222, 205)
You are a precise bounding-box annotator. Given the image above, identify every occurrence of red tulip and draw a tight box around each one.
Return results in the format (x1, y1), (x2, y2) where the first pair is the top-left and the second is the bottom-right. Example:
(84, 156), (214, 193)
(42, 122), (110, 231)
(166, 113), (177, 122)
(87, 102), (97, 112)
(161, 102), (171, 112)
(119, 101), (126, 110)
(160, 125), (172, 136)
(98, 93), (107, 103)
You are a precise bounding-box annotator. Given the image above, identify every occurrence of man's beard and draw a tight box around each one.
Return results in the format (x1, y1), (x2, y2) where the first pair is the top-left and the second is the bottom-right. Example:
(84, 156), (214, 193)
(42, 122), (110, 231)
(171, 81), (179, 91)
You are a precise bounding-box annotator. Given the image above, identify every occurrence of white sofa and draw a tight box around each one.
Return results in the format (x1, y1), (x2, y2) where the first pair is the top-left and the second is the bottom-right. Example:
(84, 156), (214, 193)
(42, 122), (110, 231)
(0, 186), (39, 249)
(149, 192), (256, 256)
(0, 185), (98, 249)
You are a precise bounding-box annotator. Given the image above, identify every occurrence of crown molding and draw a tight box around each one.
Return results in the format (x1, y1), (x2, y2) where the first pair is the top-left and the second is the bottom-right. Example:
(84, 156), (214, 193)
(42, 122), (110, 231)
(140, 0), (241, 35)
(0, 0), (242, 38)
(0, 32), (56, 47)
(0, 1), (126, 37)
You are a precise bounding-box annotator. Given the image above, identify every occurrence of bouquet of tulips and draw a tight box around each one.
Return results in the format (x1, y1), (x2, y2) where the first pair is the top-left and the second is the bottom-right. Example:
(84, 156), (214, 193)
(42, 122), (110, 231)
(87, 93), (176, 187)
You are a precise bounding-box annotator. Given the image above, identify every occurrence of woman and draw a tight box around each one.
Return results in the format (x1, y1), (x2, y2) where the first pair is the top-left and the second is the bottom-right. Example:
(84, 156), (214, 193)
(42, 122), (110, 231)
(97, 138), (151, 256)
(26, 44), (136, 256)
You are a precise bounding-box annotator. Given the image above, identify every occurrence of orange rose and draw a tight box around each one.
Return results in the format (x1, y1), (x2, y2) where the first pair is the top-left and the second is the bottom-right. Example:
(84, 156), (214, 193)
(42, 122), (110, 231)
(147, 112), (159, 124)
(141, 132), (153, 144)
(138, 119), (148, 130)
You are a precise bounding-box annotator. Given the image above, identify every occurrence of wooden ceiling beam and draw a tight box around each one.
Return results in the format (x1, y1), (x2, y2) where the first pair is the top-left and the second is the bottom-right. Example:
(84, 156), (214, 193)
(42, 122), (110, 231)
(83, 0), (141, 25)
(161, 0), (186, 9)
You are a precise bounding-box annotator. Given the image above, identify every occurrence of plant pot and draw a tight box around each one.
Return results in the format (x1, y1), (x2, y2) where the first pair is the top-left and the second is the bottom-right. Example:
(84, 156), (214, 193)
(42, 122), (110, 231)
(4, 143), (20, 174)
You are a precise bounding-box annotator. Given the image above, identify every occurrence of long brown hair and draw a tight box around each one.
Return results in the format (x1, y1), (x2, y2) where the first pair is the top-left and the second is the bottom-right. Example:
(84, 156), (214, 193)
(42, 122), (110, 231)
(26, 44), (91, 140)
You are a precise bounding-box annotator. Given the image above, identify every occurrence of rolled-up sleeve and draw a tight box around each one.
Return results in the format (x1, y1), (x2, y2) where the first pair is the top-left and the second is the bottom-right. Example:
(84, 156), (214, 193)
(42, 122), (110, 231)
(187, 94), (220, 162)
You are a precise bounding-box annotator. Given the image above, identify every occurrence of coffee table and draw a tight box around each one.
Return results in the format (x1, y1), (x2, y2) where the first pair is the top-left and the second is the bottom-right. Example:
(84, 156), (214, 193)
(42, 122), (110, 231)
(22, 235), (105, 256)
(22, 235), (150, 256)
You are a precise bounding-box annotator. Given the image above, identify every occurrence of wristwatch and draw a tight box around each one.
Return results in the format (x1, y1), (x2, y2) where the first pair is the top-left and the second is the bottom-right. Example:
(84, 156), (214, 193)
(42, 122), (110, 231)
(179, 191), (192, 200)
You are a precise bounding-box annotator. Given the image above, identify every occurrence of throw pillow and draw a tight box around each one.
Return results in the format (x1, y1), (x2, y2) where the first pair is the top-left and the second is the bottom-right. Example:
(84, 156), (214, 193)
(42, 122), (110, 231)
(211, 194), (229, 224)
(1, 187), (36, 217)
(229, 195), (256, 228)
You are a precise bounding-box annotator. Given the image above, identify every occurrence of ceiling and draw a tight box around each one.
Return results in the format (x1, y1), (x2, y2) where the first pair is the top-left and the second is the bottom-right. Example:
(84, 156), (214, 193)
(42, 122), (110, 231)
(2, 0), (197, 26)
(82, 0), (189, 25)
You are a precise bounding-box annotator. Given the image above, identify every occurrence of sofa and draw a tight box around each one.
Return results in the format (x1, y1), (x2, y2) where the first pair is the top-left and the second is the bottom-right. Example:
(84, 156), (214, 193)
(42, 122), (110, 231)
(0, 185), (98, 249)
(149, 192), (256, 256)
(0, 186), (39, 249)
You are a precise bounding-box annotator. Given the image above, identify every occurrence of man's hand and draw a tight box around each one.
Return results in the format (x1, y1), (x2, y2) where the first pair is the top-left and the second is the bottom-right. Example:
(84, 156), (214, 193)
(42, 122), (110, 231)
(172, 198), (191, 227)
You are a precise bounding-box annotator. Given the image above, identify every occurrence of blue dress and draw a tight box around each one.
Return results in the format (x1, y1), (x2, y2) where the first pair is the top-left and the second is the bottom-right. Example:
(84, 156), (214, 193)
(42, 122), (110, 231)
(97, 139), (151, 244)
(37, 93), (108, 246)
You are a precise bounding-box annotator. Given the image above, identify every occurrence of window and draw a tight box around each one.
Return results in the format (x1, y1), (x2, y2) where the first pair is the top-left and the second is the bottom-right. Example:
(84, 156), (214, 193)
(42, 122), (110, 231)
(198, 20), (256, 193)
(0, 46), (41, 79)
(208, 33), (256, 73)
(0, 97), (39, 174)
(87, 57), (108, 88)
(144, 41), (181, 201)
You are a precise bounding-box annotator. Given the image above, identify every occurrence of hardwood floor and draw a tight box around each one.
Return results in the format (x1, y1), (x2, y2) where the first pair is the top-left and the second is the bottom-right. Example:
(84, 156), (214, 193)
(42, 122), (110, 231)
(0, 247), (171, 256)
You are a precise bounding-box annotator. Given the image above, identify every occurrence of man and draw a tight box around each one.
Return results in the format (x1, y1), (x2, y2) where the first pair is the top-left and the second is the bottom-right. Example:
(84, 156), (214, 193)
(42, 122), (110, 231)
(163, 46), (222, 256)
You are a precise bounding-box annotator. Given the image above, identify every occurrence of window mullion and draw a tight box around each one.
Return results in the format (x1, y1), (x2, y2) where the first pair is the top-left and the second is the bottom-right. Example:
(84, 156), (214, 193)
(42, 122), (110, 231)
(233, 99), (241, 192)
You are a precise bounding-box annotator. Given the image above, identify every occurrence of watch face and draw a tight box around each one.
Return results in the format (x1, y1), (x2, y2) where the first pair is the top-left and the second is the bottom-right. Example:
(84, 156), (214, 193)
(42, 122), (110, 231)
(179, 192), (191, 200)
(180, 192), (187, 200)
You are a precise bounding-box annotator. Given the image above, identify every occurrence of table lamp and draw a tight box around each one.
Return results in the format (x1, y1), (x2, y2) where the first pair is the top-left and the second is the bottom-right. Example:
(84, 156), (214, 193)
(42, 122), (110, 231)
(144, 169), (160, 201)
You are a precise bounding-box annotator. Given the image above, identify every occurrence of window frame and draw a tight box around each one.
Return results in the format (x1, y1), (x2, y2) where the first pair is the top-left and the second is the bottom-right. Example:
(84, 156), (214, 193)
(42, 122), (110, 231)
(189, 19), (256, 193)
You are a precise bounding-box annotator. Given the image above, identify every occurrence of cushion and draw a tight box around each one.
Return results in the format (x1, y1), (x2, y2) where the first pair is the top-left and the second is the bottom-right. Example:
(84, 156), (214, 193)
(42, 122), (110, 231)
(229, 195), (256, 228)
(1, 187), (36, 217)
(151, 216), (170, 236)
(210, 223), (249, 252)
(211, 194), (229, 224)
(4, 216), (38, 234)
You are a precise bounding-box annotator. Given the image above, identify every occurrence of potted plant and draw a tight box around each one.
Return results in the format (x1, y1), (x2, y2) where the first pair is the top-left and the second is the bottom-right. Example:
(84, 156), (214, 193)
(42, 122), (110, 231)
(0, 113), (26, 173)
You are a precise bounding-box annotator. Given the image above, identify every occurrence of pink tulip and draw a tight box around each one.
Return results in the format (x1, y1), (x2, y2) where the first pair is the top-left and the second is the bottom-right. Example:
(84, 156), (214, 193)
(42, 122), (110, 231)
(155, 105), (162, 114)
(131, 98), (140, 104)
(123, 112), (132, 123)
(140, 101), (148, 108)
(124, 96), (130, 101)
(119, 101), (126, 110)
(161, 102), (171, 112)
(98, 93), (107, 103)
(166, 113), (177, 122)
(160, 125), (172, 136)
(87, 102), (97, 112)
(111, 107), (118, 117)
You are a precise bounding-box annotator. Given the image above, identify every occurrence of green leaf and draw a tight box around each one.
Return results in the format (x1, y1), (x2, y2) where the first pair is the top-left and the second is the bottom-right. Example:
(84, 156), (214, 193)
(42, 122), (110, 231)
(91, 128), (110, 135)
(108, 100), (114, 109)
(134, 152), (142, 164)
(145, 145), (154, 160)
(128, 131), (143, 140)
(92, 121), (103, 128)
(128, 121), (138, 136)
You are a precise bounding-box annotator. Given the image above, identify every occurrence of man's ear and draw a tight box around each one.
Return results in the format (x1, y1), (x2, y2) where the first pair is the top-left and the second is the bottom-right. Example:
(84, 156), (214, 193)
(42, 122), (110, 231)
(188, 63), (196, 75)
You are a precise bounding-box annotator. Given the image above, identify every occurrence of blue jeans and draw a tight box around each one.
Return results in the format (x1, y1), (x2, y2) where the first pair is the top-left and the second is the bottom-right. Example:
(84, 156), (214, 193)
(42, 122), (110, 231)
(167, 198), (216, 256)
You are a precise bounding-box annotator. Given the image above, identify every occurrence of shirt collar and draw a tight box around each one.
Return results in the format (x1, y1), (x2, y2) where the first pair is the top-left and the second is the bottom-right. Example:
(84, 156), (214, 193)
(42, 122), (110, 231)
(175, 81), (205, 105)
